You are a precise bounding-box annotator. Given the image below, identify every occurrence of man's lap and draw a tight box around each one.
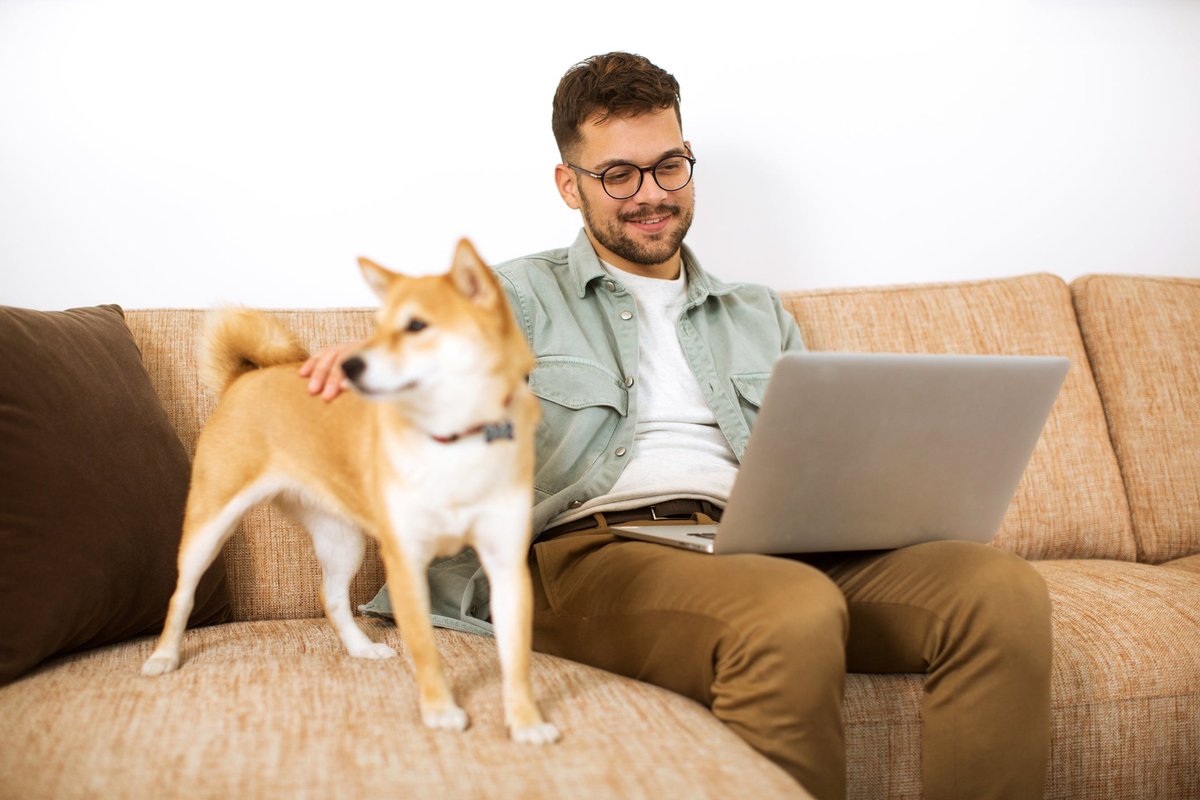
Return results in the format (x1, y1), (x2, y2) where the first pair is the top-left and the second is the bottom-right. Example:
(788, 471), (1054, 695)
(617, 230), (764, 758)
(529, 529), (1043, 680)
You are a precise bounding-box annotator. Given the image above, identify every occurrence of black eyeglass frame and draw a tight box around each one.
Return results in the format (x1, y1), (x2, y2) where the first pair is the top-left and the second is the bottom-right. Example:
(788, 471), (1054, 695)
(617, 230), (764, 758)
(566, 148), (697, 200)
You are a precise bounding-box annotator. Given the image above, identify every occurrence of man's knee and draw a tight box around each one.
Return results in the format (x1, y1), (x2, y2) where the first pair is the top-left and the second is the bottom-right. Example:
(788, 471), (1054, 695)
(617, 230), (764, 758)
(721, 559), (849, 673)
(934, 542), (1052, 664)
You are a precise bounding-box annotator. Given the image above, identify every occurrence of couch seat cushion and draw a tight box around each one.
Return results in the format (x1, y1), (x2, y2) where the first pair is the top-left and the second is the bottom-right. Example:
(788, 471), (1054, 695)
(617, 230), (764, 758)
(0, 618), (808, 799)
(1071, 275), (1200, 563)
(1034, 560), (1199, 799)
(840, 560), (1200, 800)
(1163, 554), (1200, 576)
(780, 274), (1134, 561)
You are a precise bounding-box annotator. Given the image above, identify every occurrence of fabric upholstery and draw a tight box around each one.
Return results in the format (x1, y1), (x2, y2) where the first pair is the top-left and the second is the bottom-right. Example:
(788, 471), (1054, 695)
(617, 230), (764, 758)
(780, 273), (1135, 561)
(1035, 560), (1200, 800)
(1163, 554), (1200, 576)
(841, 560), (1200, 800)
(0, 305), (231, 685)
(1071, 275), (1200, 563)
(0, 619), (808, 799)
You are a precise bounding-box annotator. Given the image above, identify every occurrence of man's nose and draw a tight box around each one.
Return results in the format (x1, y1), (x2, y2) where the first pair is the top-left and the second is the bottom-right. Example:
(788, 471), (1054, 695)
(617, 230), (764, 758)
(632, 169), (669, 202)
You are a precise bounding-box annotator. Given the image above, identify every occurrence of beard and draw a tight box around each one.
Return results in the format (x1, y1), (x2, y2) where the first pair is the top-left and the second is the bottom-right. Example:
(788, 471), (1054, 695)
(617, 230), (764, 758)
(578, 190), (695, 267)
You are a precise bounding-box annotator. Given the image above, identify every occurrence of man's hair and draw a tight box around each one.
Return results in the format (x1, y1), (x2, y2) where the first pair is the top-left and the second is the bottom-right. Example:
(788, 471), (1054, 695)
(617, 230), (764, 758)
(552, 52), (682, 160)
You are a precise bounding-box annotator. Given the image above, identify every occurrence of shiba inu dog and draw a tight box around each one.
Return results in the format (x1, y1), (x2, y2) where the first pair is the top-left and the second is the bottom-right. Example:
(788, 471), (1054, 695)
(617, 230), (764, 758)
(142, 239), (559, 744)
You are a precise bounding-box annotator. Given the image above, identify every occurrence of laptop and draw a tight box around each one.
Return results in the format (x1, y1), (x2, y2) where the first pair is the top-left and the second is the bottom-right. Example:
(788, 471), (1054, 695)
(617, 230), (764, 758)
(612, 352), (1069, 555)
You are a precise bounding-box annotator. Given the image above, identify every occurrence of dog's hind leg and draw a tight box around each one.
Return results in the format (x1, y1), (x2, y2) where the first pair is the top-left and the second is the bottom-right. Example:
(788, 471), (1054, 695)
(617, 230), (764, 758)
(282, 497), (397, 660)
(142, 477), (277, 676)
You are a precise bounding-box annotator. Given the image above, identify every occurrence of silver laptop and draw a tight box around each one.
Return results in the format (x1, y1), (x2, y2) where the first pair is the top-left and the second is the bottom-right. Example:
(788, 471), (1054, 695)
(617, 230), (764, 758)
(612, 352), (1069, 555)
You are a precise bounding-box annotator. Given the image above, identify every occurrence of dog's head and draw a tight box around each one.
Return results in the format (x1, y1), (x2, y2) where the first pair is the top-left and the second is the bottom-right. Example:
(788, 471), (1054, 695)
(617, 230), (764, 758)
(342, 240), (533, 428)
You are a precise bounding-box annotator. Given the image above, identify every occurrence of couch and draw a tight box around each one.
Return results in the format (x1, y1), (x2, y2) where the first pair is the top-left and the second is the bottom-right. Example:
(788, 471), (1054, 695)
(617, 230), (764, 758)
(1, 272), (1197, 799)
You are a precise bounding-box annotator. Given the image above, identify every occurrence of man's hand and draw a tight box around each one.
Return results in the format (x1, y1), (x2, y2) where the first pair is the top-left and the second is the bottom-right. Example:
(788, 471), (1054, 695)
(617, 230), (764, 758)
(299, 341), (363, 401)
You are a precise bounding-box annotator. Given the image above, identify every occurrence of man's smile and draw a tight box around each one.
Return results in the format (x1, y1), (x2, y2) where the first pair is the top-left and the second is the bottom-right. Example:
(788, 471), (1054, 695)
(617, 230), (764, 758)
(621, 206), (679, 236)
(626, 214), (671, 233)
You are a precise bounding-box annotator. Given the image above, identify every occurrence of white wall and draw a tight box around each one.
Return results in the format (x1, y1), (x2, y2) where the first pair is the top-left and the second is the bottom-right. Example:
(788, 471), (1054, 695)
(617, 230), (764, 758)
(2, 0), (1198, 310)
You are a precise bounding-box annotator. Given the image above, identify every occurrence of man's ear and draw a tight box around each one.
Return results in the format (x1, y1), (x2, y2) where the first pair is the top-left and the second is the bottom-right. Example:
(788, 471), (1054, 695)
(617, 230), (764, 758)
(554, 163), (582, 210)
(358, 257), (396, 301)
(449, 238), (499, 305)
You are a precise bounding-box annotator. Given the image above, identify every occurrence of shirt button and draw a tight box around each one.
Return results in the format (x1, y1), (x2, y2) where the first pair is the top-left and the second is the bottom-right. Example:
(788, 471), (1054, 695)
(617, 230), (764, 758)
(569, 499), (582, 508)
(625, 376), (635, 387)
(620, 310), (633, 320)
(615, 447), (627, 457)
(605, 280), (617, 291)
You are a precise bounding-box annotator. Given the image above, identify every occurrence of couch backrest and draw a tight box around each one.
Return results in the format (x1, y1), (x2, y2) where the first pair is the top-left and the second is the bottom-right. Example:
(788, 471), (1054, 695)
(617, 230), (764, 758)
(780, 273), (1136, 561)
(126, 309), (386, 622)
(126, 275), (1148, 620)
(1071, 275), (1200, 564)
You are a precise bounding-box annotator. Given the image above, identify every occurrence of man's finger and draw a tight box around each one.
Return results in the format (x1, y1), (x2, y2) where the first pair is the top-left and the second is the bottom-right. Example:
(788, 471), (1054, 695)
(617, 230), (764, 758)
(305, 347), (342, 395)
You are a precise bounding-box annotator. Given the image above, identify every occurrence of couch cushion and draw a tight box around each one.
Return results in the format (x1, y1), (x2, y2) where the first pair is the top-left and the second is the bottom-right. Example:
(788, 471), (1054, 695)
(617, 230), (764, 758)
(1163, 554), (1200, 576)
(842, 560), (1200, 800)
(1071, 275), (1200, 563)
(0, 305), (231, 685)
(0, 618), (808, 799)
(1034, 560), (1200, 800)
(124, 309), (386, 622)
(780, 273), (1135, 561)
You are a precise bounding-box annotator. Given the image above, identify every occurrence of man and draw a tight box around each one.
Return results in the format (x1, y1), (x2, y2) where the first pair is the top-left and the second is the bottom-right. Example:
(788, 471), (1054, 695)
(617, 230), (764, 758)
(303, 52), (1052, 800)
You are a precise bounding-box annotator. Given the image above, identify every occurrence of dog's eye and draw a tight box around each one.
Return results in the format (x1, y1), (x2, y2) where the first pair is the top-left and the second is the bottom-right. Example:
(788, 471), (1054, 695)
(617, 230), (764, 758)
(405, 319), (428, 333)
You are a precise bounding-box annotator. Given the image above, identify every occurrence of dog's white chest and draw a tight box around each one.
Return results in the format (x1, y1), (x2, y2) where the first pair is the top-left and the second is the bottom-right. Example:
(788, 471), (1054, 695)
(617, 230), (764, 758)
(381, 434), (522, 550)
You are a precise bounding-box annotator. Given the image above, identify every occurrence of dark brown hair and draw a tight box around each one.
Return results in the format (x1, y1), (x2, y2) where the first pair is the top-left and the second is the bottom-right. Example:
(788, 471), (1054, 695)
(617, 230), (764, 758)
(552, 52), (682, 159)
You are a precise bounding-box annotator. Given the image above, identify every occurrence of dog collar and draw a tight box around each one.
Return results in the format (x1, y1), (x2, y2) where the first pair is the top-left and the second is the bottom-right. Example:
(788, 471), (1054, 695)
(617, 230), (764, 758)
(429, 390), (518, 445)
(430, 420), (514, 445)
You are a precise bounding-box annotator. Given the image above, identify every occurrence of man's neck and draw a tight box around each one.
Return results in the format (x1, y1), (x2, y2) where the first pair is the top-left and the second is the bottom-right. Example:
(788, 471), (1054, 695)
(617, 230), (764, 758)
(585, 230), (682, 281)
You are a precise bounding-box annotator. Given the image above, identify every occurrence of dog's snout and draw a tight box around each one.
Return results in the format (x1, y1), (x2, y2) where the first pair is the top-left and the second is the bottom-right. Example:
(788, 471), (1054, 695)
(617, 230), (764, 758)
(341, 356), (366, 382)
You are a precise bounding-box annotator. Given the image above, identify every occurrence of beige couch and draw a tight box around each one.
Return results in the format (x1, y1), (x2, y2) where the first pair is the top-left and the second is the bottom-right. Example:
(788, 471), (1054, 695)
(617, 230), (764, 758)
(1, 272), (1196, 800)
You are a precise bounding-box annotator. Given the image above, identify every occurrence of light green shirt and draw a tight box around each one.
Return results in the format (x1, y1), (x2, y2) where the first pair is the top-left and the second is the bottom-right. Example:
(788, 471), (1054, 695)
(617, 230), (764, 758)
(360, 230), (806, 634)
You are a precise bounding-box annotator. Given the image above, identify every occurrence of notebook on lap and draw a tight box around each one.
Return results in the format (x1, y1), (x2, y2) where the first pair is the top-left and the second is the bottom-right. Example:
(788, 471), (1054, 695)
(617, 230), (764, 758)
(611, 352), (1069, 555)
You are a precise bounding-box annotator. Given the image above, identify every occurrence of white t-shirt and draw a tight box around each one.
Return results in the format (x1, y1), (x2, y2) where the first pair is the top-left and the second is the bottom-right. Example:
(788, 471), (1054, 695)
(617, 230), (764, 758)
(547, 262), (739, 527)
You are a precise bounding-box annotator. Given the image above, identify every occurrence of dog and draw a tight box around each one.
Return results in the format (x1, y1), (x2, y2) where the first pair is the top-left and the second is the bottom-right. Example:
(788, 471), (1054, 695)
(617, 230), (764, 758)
(141, 239), (559, 744)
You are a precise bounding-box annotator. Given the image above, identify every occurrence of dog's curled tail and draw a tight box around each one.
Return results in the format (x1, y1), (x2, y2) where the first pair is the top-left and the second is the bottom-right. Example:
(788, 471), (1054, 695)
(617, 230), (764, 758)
(201, 308), (310, 395)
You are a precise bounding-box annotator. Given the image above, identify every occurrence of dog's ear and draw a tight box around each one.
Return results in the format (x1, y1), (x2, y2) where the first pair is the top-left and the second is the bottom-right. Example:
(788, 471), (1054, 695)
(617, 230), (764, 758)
(449, 238), (499, 306)
(358, 257), (395, 301)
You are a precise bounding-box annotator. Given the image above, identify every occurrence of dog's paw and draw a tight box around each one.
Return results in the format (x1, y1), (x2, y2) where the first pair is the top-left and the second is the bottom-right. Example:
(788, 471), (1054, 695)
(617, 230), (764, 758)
(511, 721), (562, 745)
(421, 704), (469, 732)
(349, 642), (397, 660)
(141, 654), (180, 677)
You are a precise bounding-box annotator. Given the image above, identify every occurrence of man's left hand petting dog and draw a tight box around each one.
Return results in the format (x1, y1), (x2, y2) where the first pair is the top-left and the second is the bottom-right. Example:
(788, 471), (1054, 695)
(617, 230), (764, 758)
(141, 239), (560, 745)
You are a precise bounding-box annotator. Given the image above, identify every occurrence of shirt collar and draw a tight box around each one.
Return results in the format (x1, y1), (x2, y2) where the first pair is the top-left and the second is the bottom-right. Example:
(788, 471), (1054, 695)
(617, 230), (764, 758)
(566, 228), (735, 305)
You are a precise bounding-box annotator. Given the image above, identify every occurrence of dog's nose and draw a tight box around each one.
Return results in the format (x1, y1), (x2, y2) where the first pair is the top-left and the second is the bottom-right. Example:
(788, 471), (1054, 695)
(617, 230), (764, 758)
(341, 356), (366, 382)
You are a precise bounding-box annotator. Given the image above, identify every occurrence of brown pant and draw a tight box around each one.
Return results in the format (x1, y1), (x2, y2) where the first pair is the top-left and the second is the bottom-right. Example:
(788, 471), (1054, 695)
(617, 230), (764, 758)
(529, 520), (1052, 800)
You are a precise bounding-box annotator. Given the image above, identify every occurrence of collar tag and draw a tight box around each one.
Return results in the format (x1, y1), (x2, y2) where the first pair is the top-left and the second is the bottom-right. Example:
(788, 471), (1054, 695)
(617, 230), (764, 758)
(483, 421), (514, 442)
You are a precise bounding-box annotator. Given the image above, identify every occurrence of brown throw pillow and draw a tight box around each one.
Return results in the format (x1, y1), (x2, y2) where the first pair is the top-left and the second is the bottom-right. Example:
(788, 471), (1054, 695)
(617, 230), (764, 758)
(0, 304), (231, 684)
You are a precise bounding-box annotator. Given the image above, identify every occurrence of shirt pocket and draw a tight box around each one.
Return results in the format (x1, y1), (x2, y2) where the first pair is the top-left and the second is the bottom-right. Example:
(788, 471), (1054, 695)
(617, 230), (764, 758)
(730, 371), (772, 433)
(528, 356), (629, 498)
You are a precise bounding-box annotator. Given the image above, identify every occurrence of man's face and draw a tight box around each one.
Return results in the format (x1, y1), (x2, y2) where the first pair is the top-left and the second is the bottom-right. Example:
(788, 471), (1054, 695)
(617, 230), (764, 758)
(556, 108), (695, 278)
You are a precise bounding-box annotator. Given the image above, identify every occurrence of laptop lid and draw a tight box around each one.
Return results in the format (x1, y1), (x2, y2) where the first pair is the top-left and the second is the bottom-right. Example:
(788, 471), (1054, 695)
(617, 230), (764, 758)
(704, 352), (1068, 554)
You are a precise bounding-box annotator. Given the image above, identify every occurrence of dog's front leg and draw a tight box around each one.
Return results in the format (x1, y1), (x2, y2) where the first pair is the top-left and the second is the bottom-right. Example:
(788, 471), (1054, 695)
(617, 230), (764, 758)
(377, 534), (467, 732)
(475, 511), (561, 744)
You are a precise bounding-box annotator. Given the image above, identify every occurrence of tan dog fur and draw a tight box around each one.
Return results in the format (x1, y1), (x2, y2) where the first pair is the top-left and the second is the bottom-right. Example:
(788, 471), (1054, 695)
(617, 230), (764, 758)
(142, 240), (558, 744)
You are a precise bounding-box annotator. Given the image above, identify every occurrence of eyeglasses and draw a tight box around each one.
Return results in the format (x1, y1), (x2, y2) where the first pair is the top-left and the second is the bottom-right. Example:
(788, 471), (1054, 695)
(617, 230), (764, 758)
(566, 150), (697, 200)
